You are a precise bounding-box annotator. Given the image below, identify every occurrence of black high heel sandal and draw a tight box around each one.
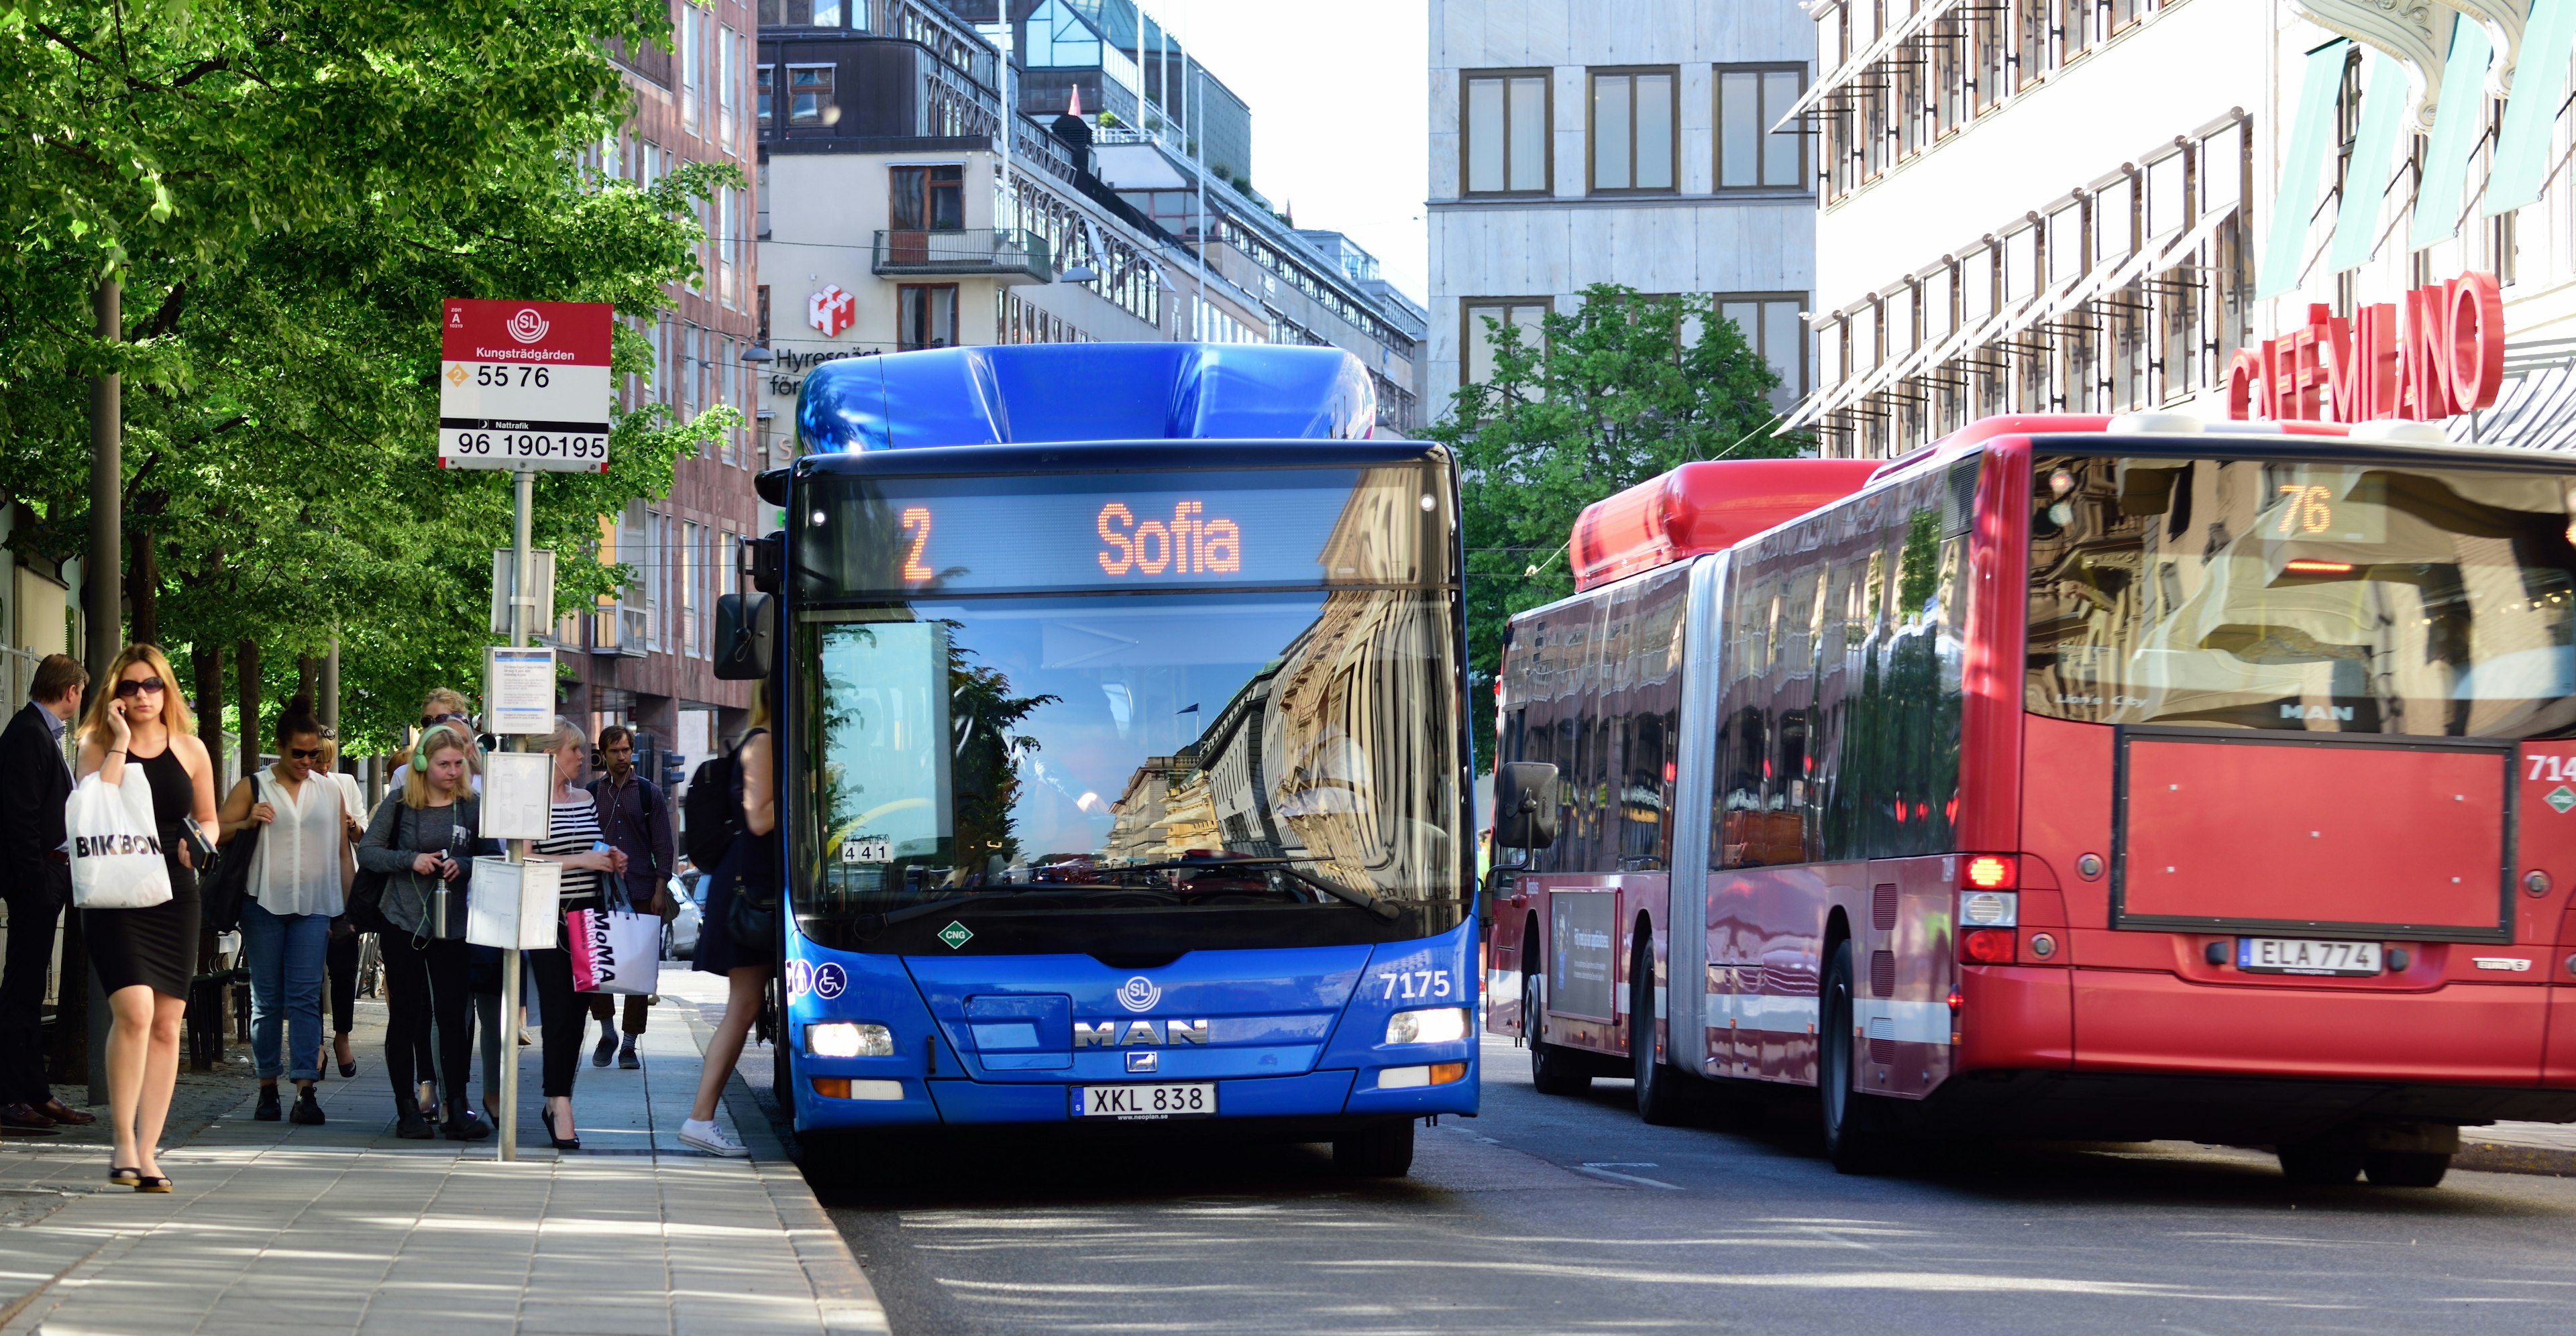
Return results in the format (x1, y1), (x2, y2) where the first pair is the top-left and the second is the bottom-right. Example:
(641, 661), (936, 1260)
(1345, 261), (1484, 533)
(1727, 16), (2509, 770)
(542, 1105), (580, 1152)
(133, 1174), (172, 1193)
(108, 1166), (139, 1186)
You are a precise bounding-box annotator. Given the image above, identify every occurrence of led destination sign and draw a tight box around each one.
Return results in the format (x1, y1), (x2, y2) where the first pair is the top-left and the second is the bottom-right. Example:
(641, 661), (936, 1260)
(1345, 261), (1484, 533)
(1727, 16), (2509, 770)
(796, 465), (1447, 596)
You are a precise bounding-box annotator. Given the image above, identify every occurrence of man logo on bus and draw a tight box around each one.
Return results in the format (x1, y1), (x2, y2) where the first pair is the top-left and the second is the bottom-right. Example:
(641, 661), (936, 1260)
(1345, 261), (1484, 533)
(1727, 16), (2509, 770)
(1097, 501), (1241, 576)
(2282, 704), (2356, 722)
(1118, 976), (1161, 1012)
(808, 285), (855, 339)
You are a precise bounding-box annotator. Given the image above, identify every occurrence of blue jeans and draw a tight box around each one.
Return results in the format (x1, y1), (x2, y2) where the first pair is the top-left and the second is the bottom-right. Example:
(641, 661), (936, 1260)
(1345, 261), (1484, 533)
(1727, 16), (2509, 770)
(241, 897), (331, 1082)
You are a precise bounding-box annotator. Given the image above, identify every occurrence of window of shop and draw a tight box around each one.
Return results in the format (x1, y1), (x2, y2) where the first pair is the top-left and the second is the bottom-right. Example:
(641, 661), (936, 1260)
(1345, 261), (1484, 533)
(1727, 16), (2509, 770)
(898, 284), (959, 350)
(1464, 70), (1551, 194)
(1462, 299), (1550, 386)
(2047, 200), (2086, 286)
(1718, 65), (1807, 189)
(890, 164), (965, 231)
(1591, 67), (1677, 192)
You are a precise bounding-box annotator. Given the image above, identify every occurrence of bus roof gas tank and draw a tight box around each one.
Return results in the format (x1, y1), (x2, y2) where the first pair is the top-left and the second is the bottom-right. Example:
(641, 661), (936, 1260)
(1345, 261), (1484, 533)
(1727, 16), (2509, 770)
(1570, 459), (1880, 591)
(797, 343), (1381, 454)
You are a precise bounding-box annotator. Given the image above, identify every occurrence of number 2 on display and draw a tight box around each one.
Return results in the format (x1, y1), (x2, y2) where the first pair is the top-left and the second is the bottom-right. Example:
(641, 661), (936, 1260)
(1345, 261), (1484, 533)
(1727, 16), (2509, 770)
(1379, 970), (1451, 1001)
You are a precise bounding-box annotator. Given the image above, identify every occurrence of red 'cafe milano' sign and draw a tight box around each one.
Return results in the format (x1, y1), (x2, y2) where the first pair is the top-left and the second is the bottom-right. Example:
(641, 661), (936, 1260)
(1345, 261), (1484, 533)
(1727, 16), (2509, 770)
(2226, 271), (2504, 423)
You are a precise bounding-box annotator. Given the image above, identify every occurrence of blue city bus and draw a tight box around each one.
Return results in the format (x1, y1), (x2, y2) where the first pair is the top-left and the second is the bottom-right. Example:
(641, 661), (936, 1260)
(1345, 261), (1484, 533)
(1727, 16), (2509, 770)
(728, 343), (1478, 1176)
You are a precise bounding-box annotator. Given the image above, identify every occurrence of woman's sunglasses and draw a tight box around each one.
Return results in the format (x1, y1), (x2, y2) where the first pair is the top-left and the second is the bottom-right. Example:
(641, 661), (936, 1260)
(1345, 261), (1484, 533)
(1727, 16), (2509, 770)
(286, 746), (327, 761)
(113, 677), (166, 698)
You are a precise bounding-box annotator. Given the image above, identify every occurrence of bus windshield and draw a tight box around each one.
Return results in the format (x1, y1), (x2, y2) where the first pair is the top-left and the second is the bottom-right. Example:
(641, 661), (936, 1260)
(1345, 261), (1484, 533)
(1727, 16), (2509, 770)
(2027, 453), (2576, 737)
(792, 588), (1463, 934)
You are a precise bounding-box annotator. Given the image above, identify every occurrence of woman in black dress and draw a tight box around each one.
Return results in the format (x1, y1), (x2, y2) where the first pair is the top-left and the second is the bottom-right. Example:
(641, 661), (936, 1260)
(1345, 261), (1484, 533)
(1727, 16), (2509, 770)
(76, 645), (217, 1192)
(680, 687), (775, 1158)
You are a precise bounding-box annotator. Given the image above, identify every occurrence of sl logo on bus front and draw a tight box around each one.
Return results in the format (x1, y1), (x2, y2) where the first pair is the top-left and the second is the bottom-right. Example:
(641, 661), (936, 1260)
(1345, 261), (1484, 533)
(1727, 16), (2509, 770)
(1097, 501), (1242, 576)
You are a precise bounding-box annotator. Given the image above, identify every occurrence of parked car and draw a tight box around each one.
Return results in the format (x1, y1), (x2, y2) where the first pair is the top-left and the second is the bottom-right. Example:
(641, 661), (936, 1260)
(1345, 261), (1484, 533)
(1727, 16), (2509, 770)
(663, 871), (706, 961)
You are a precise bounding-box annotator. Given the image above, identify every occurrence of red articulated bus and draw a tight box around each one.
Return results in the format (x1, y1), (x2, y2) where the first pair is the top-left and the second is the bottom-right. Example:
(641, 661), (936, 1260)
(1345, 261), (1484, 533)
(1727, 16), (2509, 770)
(1485, 412), (2576, 1186)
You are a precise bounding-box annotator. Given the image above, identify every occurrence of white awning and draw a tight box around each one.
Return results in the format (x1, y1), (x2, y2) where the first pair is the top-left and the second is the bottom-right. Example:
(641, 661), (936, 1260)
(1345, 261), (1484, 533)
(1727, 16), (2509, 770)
(1776, 0), (1972, 128)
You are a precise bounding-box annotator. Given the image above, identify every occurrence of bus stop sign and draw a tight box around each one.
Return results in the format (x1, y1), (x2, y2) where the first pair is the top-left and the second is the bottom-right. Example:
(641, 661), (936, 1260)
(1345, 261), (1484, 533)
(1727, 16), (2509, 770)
(439, 299), (613, 472)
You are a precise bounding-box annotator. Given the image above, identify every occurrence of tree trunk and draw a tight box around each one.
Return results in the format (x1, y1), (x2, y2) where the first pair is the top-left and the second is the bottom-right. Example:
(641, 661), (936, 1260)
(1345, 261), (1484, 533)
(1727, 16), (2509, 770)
(295, 653), (317, 706)
(127, 527), (157, 647)
(195, 642), (223, 785)
(235, 639), (262, 769)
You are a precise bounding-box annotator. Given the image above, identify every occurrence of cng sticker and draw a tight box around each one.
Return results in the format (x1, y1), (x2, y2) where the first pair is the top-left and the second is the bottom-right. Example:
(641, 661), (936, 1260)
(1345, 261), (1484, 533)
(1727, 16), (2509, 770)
(937, 921), (974, 950)
(784, 959), (814, 999)
(2549, 785), (2576, 815)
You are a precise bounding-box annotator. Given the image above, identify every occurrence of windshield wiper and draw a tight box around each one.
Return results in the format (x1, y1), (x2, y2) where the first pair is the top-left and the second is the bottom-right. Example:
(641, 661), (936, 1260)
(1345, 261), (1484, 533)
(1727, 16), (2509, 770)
(1102, 857), (1401, 922)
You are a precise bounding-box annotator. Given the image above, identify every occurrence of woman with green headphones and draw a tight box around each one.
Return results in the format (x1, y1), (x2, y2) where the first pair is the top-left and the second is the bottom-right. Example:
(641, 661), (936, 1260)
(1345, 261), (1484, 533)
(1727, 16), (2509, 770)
(356, 722), (499, 1139)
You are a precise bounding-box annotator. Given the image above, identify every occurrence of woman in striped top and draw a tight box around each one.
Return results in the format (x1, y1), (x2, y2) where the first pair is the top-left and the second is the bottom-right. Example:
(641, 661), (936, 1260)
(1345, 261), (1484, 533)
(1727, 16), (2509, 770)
(528, 718), (626, 1150)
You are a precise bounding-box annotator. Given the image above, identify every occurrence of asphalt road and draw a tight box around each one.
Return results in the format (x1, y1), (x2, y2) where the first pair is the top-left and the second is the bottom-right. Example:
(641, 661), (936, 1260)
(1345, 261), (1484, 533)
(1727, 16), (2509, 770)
(816, 1035), (2576, 1334)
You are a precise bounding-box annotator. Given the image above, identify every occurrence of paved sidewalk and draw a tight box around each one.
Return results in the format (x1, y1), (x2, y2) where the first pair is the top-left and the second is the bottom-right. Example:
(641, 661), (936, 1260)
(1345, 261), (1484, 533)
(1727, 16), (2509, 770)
(0, 968), (884, 1335)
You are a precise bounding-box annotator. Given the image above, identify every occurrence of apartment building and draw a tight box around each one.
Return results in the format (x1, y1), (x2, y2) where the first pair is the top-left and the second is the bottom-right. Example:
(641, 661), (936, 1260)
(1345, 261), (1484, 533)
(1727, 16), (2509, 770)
(1426, 0), (1818, 416)
(756, 0), (1429, 436)
(563, 0), (769, 780)
(1788, 1), (2576, 458)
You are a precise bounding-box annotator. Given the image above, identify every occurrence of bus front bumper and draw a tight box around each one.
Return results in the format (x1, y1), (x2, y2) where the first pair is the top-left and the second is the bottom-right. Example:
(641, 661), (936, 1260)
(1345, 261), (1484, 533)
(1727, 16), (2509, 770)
(794, 1065), (1477, 1129)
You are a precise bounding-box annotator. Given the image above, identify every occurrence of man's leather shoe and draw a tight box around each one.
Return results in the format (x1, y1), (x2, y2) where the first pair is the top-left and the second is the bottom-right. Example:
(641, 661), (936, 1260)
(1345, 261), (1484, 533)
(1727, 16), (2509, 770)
(36, 1099), (95, 1126)
(0, 1102), (58, 1130)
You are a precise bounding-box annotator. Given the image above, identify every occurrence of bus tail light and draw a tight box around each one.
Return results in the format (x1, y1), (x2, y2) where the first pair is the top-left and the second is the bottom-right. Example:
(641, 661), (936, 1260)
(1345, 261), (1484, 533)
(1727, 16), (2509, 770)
(1961, 928), (2017, 964)
(1962, 854), (2018, 890)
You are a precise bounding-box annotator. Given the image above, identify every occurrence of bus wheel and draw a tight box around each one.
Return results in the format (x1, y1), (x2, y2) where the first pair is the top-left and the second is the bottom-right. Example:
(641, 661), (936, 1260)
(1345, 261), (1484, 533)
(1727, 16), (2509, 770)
(1334, 1119), (1415, 1177)
(1820, 940), (1899, 1174)
(1525, 972), (1589, 1095)
(2364, 1150), (2451, 1188)
(2276, 1141), (2365, 1185)
(1631, 952), (1682, 1126)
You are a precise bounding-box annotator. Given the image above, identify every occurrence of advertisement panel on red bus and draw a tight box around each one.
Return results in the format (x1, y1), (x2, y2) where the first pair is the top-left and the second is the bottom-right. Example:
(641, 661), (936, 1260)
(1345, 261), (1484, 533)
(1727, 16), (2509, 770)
(1488, 410), (2576, 1188)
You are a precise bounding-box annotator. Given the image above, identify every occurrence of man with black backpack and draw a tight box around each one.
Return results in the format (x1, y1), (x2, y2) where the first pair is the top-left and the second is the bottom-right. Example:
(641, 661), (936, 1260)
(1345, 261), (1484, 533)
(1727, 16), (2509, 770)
(584, 726), (676, 1070)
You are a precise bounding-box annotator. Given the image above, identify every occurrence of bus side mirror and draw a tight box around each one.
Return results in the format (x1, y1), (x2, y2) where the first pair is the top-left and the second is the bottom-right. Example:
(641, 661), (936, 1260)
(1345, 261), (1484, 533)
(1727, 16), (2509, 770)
(1493, 762), (1559, 850)
(714, 593), (773, 681)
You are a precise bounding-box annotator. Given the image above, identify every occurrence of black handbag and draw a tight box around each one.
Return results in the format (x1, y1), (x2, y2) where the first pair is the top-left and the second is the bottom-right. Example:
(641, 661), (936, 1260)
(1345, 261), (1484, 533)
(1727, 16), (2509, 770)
(725, 835), (779, 955)
(199, 777), (263, 934)
(345, 802), (399, 934)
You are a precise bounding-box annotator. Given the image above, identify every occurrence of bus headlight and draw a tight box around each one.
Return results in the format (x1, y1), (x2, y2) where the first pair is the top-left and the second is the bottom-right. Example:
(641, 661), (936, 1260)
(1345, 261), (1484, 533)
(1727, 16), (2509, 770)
(1385, 1007), (1470, 1045)
(806, 1022), (894, 1058)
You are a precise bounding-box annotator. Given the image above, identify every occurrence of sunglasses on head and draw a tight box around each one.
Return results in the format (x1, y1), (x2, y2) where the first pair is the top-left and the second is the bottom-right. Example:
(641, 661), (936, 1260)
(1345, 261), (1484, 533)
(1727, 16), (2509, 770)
(114, 677), (165, 698)
(287, 746), (327, 761)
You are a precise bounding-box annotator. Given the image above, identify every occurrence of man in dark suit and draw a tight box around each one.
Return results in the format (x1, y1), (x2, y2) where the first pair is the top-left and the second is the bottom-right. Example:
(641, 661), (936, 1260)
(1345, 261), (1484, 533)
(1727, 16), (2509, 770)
(0, 655), (93, 1132)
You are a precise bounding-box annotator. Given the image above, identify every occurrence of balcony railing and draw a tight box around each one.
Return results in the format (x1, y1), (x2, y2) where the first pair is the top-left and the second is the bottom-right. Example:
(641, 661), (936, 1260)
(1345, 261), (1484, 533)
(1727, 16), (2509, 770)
(871, 228), (1054, 284)
(591, 604), (651, 659)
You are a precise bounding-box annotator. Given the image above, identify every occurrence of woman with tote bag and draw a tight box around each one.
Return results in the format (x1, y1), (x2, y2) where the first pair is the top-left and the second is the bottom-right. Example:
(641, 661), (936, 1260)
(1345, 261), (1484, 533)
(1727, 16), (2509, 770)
(73, 645), (217, 1192)
(213, 697), (350, 1127)
(356, 724), (498, 1140)
(526, 718), (625, 1150)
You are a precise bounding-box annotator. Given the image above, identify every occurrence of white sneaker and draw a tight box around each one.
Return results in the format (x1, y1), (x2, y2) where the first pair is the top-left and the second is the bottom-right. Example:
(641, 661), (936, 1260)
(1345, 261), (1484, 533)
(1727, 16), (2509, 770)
(678, 1118), (746, 1158)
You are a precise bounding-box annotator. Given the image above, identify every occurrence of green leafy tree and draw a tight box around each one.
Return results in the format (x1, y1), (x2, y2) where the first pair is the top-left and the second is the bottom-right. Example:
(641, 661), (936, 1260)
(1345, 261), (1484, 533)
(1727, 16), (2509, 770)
(1426, 285), (1807, 761)
(0, 0), (741, 750)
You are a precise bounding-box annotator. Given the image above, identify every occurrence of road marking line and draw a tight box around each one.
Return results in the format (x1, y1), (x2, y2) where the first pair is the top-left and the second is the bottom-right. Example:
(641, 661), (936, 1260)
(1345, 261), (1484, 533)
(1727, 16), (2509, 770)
(1575, 1164), (1681, 1190)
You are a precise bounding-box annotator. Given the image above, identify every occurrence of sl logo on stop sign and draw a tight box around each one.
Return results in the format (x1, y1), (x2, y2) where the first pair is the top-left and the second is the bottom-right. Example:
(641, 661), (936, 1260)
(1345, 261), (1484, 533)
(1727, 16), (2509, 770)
(808, 285), (855, 338)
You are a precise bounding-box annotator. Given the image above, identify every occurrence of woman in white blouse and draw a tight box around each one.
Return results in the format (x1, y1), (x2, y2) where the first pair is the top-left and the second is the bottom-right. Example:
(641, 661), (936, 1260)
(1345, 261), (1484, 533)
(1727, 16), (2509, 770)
(214, 697), (352, 1127)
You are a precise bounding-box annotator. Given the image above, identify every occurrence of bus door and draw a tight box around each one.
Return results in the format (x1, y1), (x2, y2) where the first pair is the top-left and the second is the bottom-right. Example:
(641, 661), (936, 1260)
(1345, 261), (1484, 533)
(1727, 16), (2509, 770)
(2526, 740), (2576, 1085)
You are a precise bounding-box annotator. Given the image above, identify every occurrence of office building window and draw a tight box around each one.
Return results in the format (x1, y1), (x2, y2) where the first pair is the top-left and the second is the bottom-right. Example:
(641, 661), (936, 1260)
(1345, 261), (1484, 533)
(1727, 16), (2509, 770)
(680, 7), (701, 133)
(1716, 293), (1809, 409)
(890, 165), (965, 230)
(679, 520), (702, 658)
(1718, 66), (1807, 189)
(718, 26), (738, 146)
(787, 64), (835, 125)
(1462, 70), (1550, 194)
(1461, 299), (1550, 386)
(898, 284), (959, 350)
(757, 64), (773, 129)
(757, 0), (843, 24)
(645, 509), (665, 652)
(1589, 68), (1676, 192)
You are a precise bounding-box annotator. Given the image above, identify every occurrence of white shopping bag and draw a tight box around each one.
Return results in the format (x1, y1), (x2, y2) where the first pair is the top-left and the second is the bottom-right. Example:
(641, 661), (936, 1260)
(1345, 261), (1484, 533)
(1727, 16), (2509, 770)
(466, 856), (561, 951)
(66, 771), (174, 910)
(568, 906), (661, 995)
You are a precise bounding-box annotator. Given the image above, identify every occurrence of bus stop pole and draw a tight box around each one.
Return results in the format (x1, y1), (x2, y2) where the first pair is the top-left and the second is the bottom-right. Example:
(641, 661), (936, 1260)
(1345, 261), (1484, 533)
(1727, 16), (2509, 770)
(499, 466), (533, 1162)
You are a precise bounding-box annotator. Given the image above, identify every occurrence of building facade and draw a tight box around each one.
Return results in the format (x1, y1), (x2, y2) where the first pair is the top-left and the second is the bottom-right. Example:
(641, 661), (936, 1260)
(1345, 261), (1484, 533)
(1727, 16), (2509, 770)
(561, 0), (769, 779)
(1788, 0), (2576, 459)
(755, 0), (1429, 438)
(1426, 0), (1819, 417)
